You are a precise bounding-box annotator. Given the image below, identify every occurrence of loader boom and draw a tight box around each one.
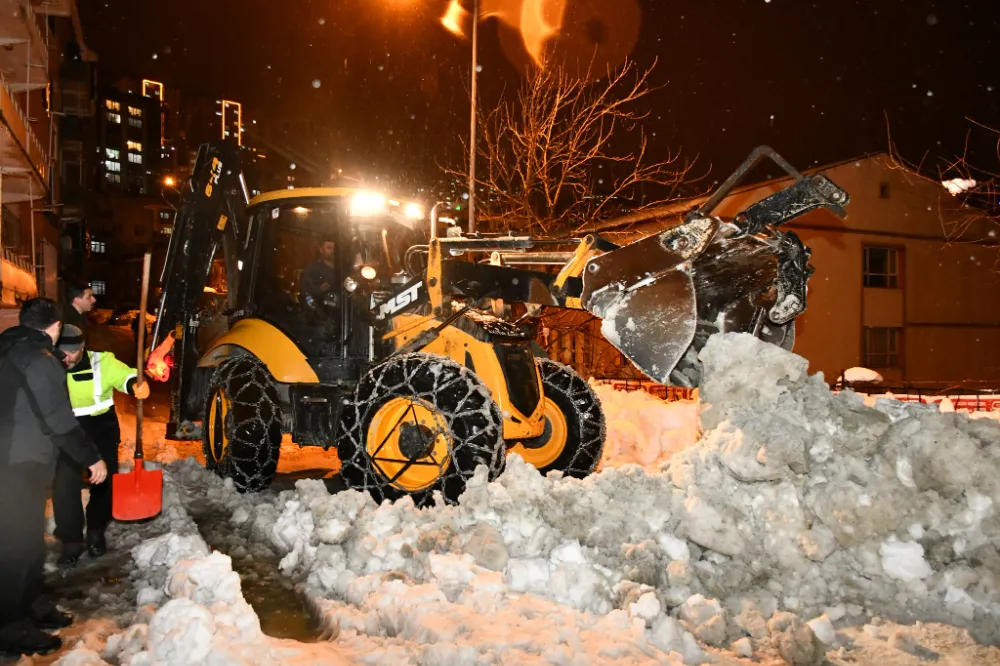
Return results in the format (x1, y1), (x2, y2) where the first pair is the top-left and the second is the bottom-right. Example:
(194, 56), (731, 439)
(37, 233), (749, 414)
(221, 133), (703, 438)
(388, 146), (850, 386)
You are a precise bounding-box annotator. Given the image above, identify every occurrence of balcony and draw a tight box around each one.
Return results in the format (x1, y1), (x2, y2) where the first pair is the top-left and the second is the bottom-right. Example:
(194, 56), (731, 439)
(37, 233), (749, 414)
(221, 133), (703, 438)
(1, 245), (35, 305)
(0, 0), (49, 94)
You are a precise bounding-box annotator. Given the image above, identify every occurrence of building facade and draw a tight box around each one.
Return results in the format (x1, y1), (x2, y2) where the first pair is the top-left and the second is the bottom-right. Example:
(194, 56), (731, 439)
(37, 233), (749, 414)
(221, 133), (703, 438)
(0, 0), (95, 324)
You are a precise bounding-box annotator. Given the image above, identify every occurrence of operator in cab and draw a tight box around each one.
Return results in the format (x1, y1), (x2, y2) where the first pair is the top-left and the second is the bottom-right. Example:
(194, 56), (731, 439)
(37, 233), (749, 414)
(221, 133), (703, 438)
(300, 238), (339, 311)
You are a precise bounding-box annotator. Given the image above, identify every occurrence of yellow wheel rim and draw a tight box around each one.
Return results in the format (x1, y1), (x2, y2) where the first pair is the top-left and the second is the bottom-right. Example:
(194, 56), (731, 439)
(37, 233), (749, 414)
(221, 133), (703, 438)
(509, 397), (568, 469)
(367, 397), (452, 492)
(208, 390), (230, 464)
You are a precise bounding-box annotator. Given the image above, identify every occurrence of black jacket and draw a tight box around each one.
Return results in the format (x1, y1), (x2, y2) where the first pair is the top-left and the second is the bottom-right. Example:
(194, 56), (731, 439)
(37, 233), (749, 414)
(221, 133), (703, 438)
(0, 325), (101, 468)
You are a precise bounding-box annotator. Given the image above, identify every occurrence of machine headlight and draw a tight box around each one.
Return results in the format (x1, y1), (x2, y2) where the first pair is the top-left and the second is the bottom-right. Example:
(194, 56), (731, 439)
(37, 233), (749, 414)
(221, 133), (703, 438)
(404, 203), (424, 220)
(349, 191), (386, 217)
(360, 265), (378, 280)
(344, 277), (359, 292)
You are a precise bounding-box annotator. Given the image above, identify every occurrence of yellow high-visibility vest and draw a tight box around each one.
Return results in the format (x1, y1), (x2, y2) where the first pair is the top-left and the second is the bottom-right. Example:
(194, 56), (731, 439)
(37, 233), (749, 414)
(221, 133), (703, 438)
(66, 351), (136, 417)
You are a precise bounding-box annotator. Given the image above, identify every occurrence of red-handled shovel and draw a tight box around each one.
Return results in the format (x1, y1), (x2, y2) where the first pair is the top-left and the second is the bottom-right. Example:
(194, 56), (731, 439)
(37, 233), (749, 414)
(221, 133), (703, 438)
(112, 252), (163, 521)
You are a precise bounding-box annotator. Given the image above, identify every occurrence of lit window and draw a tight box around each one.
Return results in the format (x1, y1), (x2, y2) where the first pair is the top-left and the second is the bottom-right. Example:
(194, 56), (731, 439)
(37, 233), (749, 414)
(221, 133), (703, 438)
(862, 327), (902, 370)
(128, 106), (142, 117)
(105, 100), (120, 111)
(105, 160), (121, 173)
(128, 153), (142, 164)
(91, 280), (106, 295)
(107, 112), (121, 124)
(863, 247), (900, 288)
(129, 117), (143, 129)
(159, 210), (172, 220)
(161, 226), (173, 236)
(106, 173), (121, 184)
(105, 148), (120, 160)
(90, 241), (106, 254)
(127, 140), (142, 152)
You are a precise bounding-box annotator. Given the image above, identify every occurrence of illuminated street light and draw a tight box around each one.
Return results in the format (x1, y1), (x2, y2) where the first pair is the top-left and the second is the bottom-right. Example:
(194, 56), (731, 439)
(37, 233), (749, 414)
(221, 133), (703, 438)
(163, 176), (176, 187)
(440, 0), (479, 235)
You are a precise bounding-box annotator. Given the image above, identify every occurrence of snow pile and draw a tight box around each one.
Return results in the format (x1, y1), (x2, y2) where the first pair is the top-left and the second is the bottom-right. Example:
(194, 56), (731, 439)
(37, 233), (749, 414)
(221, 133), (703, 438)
(592, 384), (699, 469)
(840, 366), (884, 384)
(57, 332), (1000, 665)
(54, 474), (349, 665)
(226, 332), (1000, 663)
(682, 333), (1000, 639)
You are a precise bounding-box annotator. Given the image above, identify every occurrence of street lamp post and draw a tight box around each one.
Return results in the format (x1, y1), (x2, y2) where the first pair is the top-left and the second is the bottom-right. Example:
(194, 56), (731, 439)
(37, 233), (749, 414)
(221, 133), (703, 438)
(467, 0), (479, 235)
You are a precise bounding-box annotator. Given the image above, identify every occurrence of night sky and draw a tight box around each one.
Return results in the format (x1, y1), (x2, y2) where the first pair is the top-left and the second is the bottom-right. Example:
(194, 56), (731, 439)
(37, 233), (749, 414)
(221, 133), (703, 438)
(80, 0), (1000, 191)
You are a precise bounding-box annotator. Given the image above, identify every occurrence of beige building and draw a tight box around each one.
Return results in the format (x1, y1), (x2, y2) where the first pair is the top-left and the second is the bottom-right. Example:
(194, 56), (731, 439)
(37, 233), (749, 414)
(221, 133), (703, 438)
(597, 154), (1000, 388)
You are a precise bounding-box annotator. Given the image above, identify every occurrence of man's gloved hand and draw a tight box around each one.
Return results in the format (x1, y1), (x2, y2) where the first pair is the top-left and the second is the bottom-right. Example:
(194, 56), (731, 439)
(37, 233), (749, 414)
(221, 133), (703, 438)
(87, 460), (108, 484)
(133, 381), (150, 400)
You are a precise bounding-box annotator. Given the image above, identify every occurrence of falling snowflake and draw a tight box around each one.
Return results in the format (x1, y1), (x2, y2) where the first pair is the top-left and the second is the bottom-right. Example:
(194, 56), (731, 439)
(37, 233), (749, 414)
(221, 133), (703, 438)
(926, 90), (933, 97)
(152, 53), (158, 59)
(926, 14), (938, 25)
(312, 79), (322, 88)
(319, 18), (326, 25)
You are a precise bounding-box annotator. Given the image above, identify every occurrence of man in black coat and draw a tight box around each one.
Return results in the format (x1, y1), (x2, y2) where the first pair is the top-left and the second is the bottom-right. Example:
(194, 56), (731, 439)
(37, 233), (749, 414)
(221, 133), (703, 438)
(63, 281), (95, 345)
(0, 298), (107, 657)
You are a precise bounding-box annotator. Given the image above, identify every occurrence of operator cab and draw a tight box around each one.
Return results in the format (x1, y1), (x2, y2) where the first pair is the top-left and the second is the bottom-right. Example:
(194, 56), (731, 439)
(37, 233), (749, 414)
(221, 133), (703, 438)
(235, 188), (426, 382)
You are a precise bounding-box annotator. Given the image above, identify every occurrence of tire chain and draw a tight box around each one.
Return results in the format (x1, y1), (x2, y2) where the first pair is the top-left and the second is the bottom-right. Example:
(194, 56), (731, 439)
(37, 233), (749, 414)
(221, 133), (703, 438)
(339, 353), (505, 506)
(537, 358), (607, 477)
(210, 357), (283, 493)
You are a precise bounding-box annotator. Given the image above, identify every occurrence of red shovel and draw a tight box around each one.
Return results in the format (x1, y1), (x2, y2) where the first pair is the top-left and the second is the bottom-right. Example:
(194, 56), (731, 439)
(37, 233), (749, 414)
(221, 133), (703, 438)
(112, 252), (163, 521)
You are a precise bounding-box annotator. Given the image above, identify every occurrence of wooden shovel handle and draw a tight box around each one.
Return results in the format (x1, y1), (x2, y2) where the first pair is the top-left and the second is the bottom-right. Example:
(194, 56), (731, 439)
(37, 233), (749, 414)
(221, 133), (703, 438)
(136, 253), (152, 460)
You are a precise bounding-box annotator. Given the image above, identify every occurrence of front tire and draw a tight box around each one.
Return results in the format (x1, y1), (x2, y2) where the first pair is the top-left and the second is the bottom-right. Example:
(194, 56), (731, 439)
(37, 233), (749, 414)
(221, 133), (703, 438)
(203, 357), (283, 493)
(338, 353), (506, 506)
(508, 358), (606, 478)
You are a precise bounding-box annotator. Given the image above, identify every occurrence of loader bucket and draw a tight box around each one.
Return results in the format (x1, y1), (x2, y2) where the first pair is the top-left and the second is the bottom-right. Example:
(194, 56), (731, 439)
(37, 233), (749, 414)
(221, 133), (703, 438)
(580, 216), (717, 385)
(580, 214), (809, 387)
(590, 268), (697, 386)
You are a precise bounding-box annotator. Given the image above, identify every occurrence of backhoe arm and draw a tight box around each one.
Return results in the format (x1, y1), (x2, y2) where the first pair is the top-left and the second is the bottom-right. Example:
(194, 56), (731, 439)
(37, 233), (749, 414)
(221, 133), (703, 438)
(147, 141), (249, 439)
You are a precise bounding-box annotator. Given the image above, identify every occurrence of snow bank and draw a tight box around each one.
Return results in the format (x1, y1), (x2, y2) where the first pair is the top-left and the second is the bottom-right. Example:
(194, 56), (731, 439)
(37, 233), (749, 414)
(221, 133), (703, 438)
(592, 384), (699, 469)
(54, 472), (355, 665)
(840, 366), (883, 383)
(58, 332), (1000, 665)
(229, 333), (1000, 660)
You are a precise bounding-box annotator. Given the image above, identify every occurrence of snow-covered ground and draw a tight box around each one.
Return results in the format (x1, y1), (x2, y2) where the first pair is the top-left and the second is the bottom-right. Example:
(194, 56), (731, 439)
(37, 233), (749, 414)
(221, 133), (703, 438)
(35, 333), (1000, 665)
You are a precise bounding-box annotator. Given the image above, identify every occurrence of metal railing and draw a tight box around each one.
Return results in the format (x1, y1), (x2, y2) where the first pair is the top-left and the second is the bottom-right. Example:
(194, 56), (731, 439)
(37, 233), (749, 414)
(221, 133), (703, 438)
(2, 245), (33, 273)
(0, 52), (50, 187)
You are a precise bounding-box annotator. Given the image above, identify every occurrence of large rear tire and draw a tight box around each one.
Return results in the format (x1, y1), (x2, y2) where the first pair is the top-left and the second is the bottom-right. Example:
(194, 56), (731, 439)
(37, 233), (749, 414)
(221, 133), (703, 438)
(508, 358), (606, 478)
(203, 357), (283, 493)
(338, 353), (505, 506)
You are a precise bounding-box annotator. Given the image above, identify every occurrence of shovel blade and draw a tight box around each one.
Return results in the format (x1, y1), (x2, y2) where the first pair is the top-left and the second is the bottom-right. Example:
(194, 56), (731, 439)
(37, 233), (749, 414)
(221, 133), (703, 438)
(112, 460), (163, 521)
(585, 268), (697, 385)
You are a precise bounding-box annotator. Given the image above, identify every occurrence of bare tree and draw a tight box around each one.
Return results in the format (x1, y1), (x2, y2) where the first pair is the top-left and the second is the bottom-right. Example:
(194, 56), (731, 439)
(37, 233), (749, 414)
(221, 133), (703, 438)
(450, 58), (695, 235)
(888, 119), (1000, 264)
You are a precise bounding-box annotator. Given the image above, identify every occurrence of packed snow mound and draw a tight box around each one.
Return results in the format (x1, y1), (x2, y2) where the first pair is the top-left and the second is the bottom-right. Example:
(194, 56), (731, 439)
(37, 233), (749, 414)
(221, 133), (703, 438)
(229, 332), (1000, 656)
(840, 367), (884, 384)
(57, 332), (1000, 665)
(592, 384), (698, 469)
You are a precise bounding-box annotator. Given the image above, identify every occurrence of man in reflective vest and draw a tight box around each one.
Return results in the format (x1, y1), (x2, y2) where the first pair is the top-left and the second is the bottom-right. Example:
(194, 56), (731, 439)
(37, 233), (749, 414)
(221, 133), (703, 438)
(52, 325), (149, 566)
